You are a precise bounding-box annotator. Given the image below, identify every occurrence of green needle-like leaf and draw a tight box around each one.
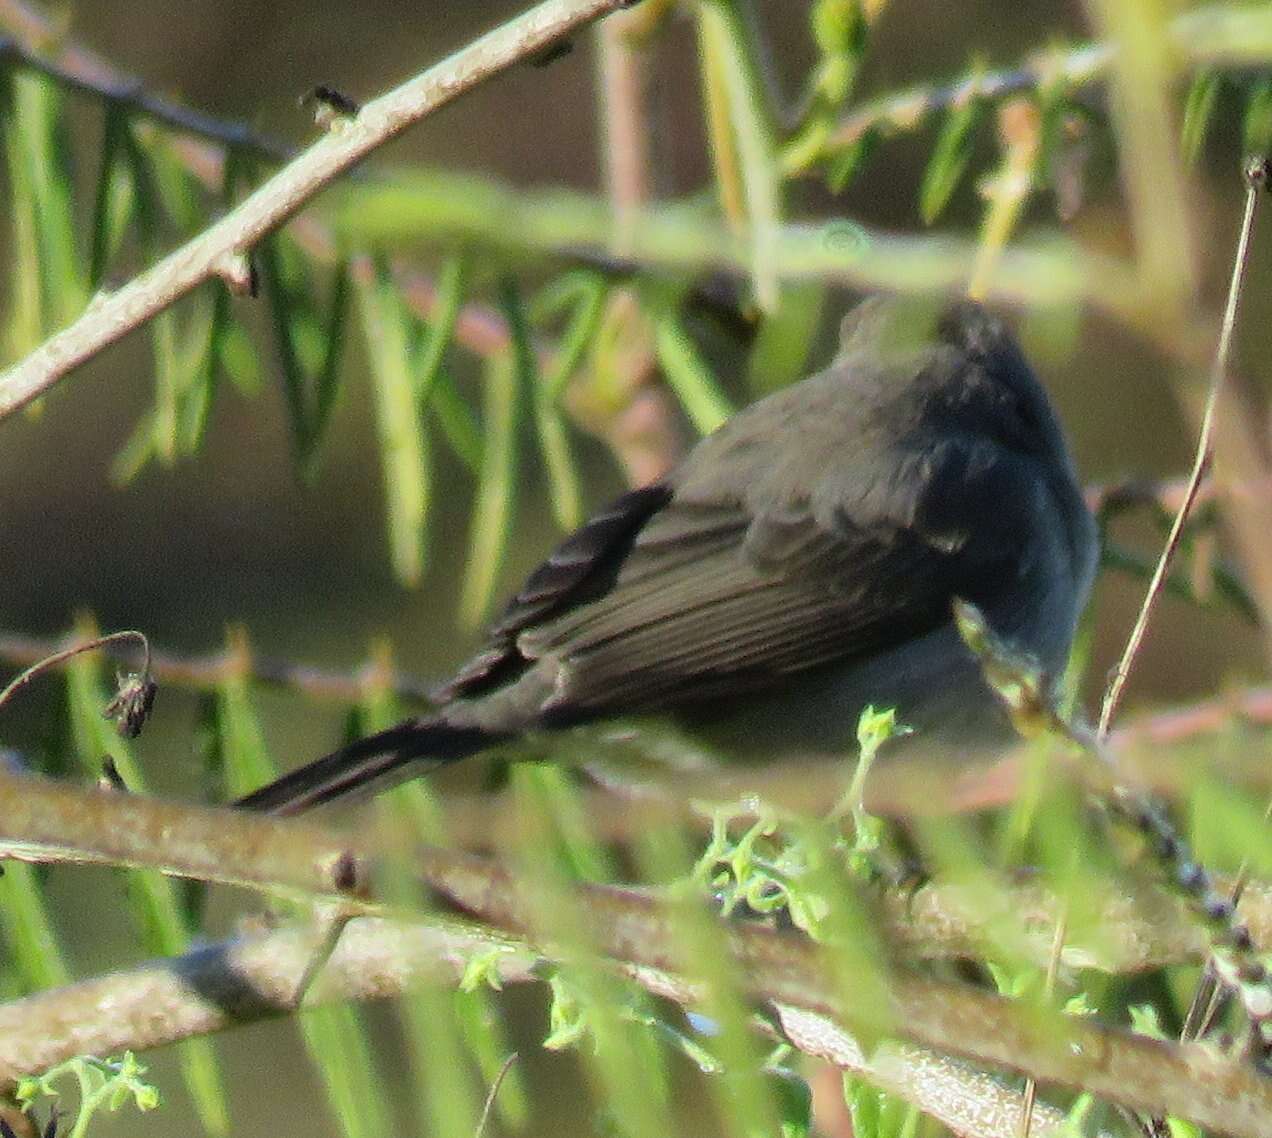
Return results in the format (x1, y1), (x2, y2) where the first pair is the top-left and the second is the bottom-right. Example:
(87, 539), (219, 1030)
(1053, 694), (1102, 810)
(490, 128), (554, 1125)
(653, 312), (734, 435)
(919, 90), (985, 224)
(460, 281), (524, 626)
(357, 260), (431, 586)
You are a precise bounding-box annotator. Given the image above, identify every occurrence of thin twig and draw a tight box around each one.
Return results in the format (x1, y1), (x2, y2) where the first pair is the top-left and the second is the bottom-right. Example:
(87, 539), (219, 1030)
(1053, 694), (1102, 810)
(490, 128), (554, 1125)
(1098, 157), (1267, 738)
(0, 630), (149, 714)
(1018, 908), (1069, 1138)
(0, 630), (437, 705)
(0, 0), (637, 419)
(472, 1051), (519, 1138)
(0, 23), (288, 160)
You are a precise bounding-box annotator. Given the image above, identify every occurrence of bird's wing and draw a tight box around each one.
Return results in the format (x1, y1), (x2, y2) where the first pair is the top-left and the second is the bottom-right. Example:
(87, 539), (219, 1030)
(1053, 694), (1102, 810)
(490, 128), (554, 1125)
(442, 424), (1035, 718)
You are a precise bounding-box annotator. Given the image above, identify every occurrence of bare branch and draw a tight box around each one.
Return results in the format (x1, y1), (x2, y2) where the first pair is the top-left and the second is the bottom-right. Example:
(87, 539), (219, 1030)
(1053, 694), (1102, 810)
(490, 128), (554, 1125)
(0, 0), (636, 420)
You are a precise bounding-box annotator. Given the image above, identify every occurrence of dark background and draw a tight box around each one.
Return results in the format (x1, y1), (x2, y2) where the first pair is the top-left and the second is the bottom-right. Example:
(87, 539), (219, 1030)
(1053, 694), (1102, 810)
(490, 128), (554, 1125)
(1, 2), (1268, 1135)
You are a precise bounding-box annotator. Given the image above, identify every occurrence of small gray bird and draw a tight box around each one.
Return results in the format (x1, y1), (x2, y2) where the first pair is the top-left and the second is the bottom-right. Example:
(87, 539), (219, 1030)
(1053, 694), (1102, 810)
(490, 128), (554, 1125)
(239, 296), (1098, 814)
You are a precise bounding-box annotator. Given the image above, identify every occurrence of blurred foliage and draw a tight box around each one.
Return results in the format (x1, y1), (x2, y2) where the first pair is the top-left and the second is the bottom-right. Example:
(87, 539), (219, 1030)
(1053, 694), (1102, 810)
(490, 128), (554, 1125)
(0, 2), (1271, 1138)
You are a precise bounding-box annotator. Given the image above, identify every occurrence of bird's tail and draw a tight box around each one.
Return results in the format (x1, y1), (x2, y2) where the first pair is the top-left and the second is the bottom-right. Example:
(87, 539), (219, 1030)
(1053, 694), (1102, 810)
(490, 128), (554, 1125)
(234, 716), (502, 815)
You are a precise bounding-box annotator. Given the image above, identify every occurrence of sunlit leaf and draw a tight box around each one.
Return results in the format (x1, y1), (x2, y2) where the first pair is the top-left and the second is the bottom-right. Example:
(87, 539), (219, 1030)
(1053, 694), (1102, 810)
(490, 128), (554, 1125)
(1180, 70), (1221, 166)
(413, 252), (466, 406)
(746, 281), (825, 395)
(430, 368), (483, 472)
(653, 312), (734, 435)
(0, 860), (69, 991)
(88, 104), (134, 289)
(826, 126), (878, 192)
(1243, 76), (1272, 155)
(356, 259), (431, 586)
(919, 90), (985, 224)
(697, 0), (783, 309)
(459, 286), (521, 625)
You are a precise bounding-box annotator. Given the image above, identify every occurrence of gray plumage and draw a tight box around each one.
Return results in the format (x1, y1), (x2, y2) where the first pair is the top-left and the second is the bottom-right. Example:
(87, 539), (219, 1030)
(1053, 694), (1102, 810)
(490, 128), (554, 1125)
(239, 297), (1098, 814)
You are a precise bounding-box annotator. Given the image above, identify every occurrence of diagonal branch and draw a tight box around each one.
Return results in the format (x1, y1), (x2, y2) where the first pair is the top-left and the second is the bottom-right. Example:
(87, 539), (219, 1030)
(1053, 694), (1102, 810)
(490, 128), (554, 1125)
(0, 0), (637, 420)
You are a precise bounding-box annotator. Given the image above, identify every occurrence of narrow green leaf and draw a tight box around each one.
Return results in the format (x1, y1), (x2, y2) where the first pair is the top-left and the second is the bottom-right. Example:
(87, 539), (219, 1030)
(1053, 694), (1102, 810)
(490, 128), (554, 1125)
(299, 1004), (395, 1138)
(1243, 77), (1272, 155)
(110, 409), (158, 485)
(0, 72), (47, 357)
(356, 260), (431, 586)
(460, 281), (523, 626)
(121, 126), (184, 462)
(653, 313), (734, 435)
(179, 287), (230, 453)
(214, 632), (392, 1138)
(512, 771), (673, 1138)
(429, 368), (483, 472)
(746, 281), (825, 395)
(527, 269), (602, 325)
(697, 0), (784, 309)
(0, 860), (70, 990)
(258, 235), (314, 457)
(541, 274), (607, 403)
(145, 132), (205, 232)
(919, 92), (985, 224)
(414, 253), (467, 405)
(636, 825), (783, 1138)
(64, 621), (229, 1136)
(13, 72), (87, 325)
(509, 282), (584, 532)
(826, 126), (878, 193)
(533, 391), (583, 530)
(353, 671), (527, 1130)
(313, 261), (350, 445)
(218, 318), (262, 397)
(89, 105), (133, 289)
(1180, 70), (1222, 166)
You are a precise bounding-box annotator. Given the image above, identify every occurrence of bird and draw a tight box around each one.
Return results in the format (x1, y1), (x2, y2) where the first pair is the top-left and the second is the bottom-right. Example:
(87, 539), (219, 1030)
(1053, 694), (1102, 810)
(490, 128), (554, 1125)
(237, 295), (1099, 816)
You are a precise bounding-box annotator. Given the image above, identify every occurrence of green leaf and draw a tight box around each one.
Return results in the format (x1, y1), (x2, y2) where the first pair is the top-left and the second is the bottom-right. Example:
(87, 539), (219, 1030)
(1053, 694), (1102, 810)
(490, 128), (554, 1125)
(919, 91), (985, 224)
(429, 368), (483, 472)
(540, 273), (607, 403)
(0, 70), (91, 353)
(746, 281), (825, 395)
(217, 318), (262, 397)
(89, 104), (134, 289)
(826, 126), (878, 193)
(214, 633), (393, 1138)
(523, 281), (588, 530)
(15, 72), (87, 325)
(697, 0), (784, 309)
(356, 259), (431, 586)
(300, 1004), (395, 1138)
(413, 253), (467, 406)
(1243, 77), (1272, 155)
(110, 409), (158, 485)
(0, 860), (70, 990)
(259, 236), (310, 449)
(653, 312), (734, 435)
(0, 71), (45, 358)
(460, 281), (524, 626)
(1180, 70), (1222, 166)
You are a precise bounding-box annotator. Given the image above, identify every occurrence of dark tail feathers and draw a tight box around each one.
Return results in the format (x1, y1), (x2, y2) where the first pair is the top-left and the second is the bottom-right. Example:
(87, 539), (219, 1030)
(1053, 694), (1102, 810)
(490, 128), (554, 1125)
(234, 717), (500, 815)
